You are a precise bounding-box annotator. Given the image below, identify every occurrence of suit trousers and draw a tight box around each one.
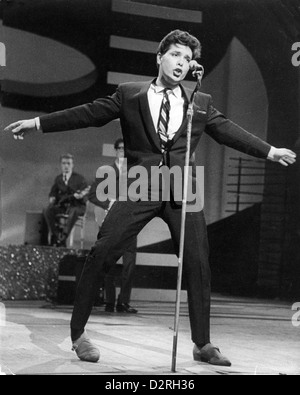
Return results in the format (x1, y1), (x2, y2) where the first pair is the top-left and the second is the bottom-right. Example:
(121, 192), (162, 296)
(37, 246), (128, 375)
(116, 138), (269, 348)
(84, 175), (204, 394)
(71, 200), (211, 346)
(105, 237), (137, 306)
(44, 204), (85, 238)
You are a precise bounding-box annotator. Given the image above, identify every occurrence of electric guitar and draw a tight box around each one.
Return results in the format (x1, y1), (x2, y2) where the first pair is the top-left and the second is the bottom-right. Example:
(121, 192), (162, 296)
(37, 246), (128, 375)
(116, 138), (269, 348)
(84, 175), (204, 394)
(57, 186), (91, 207)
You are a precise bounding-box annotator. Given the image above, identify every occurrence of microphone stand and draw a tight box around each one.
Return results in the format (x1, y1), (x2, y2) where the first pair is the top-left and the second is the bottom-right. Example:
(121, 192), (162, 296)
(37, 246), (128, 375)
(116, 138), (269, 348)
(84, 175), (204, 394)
(171, 68), (204, 373)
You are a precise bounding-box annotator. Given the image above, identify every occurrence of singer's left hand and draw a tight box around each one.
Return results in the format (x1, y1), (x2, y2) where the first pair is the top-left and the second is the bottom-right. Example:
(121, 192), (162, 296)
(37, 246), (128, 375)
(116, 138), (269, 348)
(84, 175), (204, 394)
(192, 68), (204, 80)
(269, 148), (297, 167)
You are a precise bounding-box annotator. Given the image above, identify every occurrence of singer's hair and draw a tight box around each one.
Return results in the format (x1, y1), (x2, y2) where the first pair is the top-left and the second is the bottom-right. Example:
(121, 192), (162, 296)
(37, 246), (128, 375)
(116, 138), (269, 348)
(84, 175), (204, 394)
(60, 153), (74, 162)
(157, 30), (202, 60)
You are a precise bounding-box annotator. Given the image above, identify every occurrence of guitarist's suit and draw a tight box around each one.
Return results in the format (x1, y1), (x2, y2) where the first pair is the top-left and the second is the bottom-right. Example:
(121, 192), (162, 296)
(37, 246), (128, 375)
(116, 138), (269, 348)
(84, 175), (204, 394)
(44, 172), (88, 244)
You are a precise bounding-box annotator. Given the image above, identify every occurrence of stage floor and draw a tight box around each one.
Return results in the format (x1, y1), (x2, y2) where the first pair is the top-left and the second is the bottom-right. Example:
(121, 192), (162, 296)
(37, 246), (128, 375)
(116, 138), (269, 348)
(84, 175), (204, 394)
(0, 295), (299, 375)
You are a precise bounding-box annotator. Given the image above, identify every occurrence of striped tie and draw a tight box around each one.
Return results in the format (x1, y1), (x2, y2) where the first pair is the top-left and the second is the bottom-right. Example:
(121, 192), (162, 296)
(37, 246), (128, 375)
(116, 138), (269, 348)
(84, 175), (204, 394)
(158, 89), (172, 154)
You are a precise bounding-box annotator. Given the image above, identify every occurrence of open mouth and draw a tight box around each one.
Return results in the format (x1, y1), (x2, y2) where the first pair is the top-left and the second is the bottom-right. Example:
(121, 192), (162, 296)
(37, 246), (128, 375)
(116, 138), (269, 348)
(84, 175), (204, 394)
(173, 68), (183, 78)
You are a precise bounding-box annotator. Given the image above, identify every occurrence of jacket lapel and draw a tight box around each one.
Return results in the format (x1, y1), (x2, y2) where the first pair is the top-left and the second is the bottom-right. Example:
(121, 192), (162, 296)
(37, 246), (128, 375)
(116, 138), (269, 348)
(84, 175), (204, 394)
(138, 81), (162, 152)
(181, 84), (193, 103)
(68, 173), (74, 187)
(172, 84), (192, 146)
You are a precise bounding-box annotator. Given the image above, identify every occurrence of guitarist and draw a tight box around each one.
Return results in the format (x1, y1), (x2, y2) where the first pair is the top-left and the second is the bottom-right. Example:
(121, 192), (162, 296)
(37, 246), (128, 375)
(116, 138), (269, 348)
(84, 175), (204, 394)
(44, 154), (89, 247)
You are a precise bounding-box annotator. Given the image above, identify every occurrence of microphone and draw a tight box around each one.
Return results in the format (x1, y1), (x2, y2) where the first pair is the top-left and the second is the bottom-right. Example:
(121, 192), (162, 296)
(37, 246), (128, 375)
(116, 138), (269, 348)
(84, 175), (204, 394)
(189, 61), (204, 91)
(190, 60), (204, 71)
(189, 60), (204, 78)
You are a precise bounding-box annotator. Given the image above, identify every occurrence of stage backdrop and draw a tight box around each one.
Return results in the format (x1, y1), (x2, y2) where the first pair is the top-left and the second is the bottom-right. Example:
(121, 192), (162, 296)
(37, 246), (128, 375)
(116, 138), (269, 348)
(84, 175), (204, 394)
(0, 33), (268, 249)
(0, 1), (269, 300)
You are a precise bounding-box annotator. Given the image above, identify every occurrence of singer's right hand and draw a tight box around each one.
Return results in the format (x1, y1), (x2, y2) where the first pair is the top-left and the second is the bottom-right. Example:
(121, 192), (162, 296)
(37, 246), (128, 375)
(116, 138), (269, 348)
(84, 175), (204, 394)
(4, 119), (37, 140)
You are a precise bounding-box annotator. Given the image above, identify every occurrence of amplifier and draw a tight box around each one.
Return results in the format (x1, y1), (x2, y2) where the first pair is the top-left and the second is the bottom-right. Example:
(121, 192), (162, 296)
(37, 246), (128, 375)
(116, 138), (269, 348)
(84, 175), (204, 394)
(24, 211), (48, 246)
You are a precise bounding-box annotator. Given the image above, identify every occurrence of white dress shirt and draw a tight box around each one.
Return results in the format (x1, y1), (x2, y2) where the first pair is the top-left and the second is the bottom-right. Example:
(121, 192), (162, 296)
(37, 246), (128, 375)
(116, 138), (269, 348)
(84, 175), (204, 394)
(147, 83), (186, 141)
(63, 172), (72, 185)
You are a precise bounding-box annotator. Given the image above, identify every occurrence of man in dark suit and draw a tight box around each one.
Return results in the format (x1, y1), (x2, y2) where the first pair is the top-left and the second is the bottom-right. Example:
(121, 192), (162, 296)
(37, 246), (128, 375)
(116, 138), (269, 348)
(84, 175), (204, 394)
(89, 138), (138, 314)
(5, 30), (296, 367)
(44, 153), (89, 247)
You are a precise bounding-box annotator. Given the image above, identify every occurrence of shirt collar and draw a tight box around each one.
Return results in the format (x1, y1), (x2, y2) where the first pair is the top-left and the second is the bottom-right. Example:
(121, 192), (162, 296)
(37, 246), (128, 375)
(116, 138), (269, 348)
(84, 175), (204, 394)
(150, 82), (182, 99)
(63, 172), (72, 179)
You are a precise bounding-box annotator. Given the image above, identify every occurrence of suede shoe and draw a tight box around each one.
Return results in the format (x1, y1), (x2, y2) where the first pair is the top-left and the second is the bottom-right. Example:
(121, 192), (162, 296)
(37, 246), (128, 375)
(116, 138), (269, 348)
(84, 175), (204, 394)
(193, 344), (231, 367)
(116, 303), (138, 314)
(72, 332), (100, 363)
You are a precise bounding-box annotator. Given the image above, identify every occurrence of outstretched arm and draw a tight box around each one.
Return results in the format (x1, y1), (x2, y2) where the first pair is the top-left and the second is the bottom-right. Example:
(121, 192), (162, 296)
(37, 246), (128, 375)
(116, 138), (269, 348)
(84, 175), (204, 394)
(4, 87), (122, 139)
(206, 97), (296, 167)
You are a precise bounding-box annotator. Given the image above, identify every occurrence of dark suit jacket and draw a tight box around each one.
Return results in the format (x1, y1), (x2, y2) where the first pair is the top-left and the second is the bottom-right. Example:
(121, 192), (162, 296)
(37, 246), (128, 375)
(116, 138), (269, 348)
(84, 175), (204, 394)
(40, 81), (271, 205)
(50, 172), (88, 208)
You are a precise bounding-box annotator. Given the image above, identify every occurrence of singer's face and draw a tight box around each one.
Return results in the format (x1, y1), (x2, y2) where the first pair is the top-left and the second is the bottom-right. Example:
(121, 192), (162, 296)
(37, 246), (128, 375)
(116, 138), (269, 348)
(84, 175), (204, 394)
(157, 44), (192, 87)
